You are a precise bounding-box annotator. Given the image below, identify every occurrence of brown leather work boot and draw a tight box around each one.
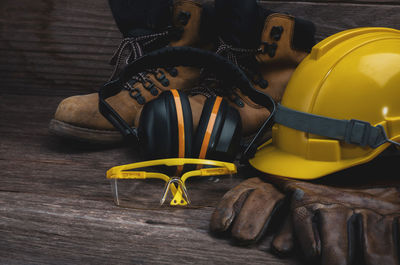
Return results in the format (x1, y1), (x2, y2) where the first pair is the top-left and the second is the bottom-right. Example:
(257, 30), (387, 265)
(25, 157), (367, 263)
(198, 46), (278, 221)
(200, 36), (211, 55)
(49, 0), (215, 143)
(189, 0), (316, 137)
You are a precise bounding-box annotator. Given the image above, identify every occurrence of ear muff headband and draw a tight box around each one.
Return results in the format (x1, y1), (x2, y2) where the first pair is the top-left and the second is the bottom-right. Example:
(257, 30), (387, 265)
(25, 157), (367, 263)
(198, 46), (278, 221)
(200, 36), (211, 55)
(171, 89), (185, 174)
(170, 89), (185, 159)
(198, 96), (223, 161)
(101, 47), (274, 107)
(99, 46), (276, 161)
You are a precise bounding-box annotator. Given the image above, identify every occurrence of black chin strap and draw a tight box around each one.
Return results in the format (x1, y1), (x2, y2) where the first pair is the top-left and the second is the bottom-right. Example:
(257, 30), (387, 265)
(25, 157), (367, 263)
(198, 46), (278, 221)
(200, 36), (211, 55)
(98, 46), (276, 160)
(98, 79), (138, 138)
(274, 104), (399, 149)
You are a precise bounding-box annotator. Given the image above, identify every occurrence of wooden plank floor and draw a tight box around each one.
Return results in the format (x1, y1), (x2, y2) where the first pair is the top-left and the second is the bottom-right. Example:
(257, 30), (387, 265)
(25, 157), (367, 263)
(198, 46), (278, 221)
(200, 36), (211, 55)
(0, 0), (399, 264)
(0, 94), (300, 264)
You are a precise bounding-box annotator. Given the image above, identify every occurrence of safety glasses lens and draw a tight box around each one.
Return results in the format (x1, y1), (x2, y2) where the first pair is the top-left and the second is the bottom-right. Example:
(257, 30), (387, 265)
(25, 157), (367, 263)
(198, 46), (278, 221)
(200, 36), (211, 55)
(110, 178), (167, 209)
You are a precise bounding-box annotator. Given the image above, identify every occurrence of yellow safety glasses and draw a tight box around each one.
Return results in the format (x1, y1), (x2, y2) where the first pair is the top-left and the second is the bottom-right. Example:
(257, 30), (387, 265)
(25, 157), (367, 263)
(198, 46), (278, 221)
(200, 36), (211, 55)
(106, 158), (238, 209)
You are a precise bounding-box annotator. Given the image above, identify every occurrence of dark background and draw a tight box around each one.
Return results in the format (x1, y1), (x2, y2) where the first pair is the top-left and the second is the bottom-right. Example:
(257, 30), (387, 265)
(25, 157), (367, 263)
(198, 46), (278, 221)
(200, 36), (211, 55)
(1, 0), (399, 96)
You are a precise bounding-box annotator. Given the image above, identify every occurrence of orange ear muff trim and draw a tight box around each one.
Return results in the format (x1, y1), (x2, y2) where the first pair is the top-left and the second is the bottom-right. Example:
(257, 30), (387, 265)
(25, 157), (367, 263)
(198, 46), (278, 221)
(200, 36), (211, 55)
(171, 89), (185, 174)
(198, 96), (223, 165)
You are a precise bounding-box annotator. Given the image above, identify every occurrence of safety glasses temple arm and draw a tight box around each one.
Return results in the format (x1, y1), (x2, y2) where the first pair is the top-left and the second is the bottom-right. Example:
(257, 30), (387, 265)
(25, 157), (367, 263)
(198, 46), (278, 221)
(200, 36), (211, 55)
(107, 170), (170, 182)
(108, 159), (186, 172)
(180, 165), (237, 183)
(109, 158), (236, 169)
(160, 158), (236, 169)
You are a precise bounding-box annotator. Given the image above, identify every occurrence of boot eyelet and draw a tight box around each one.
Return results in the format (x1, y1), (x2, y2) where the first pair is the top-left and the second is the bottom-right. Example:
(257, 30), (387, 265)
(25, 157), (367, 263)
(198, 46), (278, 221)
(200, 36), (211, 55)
(270, 26), (284, 41)
(269, 43), (277, 57)
(263, 43), (277, 58)
(143, 80), (158, 95)
(264, 43), (278, 58)
(161, 78), (170, 87)
(178, 11), (191, 26)
(156, 70), (170, 87)
(150, 89), (159, 96)
(126, 79), (137, 87)
(166, 67), (178, 77)
(232, 95), (244, 108)
(236, 99), (244, 108)
(143, 80), (155, 90)
(156, 70), (166, 81)
(129, 88), (146, 105)
(258, 79), (269, 89)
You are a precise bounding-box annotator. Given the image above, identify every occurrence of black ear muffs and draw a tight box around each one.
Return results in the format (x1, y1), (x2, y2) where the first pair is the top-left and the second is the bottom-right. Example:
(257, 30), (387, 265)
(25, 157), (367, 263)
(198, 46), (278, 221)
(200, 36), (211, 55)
(139, 91), (242, 162)
(138, 89), (193, 160)
(193, 96), (241, 162)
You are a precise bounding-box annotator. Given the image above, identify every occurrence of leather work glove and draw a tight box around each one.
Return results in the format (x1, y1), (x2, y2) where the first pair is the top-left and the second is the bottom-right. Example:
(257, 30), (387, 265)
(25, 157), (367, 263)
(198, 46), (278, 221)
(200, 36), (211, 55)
(210, 176), (400, 265)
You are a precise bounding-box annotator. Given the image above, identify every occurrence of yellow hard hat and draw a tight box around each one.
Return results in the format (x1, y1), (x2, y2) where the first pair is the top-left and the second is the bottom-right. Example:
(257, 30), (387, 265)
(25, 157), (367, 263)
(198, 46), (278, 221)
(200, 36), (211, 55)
(249, 27), (400, 180)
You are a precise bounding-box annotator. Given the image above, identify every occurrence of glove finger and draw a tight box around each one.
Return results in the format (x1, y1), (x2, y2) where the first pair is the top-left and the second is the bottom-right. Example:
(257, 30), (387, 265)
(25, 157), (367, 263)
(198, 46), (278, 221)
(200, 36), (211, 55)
(317, 207), (354, 265)
(210, 178), (264, 233)
(231, 182), (285, 243)
(291, 205), (321, 262)
(358, 210), (399, 265)
(271, 217), (294, 256)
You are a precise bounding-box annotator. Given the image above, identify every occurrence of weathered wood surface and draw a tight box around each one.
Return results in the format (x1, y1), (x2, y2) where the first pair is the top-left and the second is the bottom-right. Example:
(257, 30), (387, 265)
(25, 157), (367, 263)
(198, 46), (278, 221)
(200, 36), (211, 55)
(0, 94), (299, 264)
(1, 95), (400, 264)
(1, 0), (399, 264)
(1, 0), (399, 96)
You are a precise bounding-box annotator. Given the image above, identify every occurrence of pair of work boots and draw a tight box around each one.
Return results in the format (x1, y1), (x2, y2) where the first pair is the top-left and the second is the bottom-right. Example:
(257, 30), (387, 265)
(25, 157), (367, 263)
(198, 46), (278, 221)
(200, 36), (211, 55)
(49, 0), (316, 144)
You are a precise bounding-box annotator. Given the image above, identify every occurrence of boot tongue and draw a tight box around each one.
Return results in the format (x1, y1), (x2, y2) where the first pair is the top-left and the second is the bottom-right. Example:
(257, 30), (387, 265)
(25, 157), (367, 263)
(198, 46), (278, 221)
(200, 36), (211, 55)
(109, 0), (173, 38)
(215, 0), (264, 49)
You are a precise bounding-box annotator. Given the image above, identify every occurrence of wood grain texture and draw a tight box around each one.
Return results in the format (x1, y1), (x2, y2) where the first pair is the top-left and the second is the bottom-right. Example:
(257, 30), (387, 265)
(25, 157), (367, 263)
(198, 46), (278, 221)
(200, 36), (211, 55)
(0, 94), (300, 264)
(0, 1), (399, 263)
(0, 0), (118, 96)
(1, 0), (399, 96)
(263, 1), (400, 41)
(0, 192), (289, 265)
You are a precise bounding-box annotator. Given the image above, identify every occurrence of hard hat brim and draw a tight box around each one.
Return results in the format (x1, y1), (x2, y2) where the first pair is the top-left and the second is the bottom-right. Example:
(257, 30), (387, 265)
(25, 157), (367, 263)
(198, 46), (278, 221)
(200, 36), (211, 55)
(249, 141), (390, 180)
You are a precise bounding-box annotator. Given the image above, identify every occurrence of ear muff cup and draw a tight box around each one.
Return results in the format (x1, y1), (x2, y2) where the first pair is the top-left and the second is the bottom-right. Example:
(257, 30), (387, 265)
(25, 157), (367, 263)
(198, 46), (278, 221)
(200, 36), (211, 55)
(193, 96), (242, 162)
(138, 90), (193, 160)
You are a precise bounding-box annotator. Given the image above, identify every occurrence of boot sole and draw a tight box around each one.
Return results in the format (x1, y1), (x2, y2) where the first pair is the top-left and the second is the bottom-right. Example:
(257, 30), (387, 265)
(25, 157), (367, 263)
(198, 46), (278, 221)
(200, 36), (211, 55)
(48, 119), (124, 144)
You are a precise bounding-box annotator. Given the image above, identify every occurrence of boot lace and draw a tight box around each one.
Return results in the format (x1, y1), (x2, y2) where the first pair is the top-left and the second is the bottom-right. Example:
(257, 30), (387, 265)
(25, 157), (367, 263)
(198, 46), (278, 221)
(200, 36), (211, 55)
(109, 27), (182, 103)
(191, 38), (271, 107)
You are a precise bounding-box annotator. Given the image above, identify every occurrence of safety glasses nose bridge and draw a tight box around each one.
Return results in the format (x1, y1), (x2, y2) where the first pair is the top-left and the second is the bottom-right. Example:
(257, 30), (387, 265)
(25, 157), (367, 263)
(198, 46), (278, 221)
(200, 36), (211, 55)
(161, 178), (190, 206)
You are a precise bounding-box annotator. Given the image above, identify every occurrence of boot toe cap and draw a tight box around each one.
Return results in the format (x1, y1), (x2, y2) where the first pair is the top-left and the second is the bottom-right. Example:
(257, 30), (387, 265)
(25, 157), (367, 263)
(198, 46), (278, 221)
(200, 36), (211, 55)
(54, 93), (114, 130)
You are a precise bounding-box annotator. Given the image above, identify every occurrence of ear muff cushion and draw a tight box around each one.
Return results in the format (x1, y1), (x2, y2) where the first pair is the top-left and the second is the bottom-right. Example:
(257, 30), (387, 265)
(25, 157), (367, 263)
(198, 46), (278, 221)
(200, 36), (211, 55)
(193, 96), (218, 159)
(138, 90), (193, 160)
(213, 106), (242, 161)
(193, 97), (242, 161)
(138, 91), (175, 160)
